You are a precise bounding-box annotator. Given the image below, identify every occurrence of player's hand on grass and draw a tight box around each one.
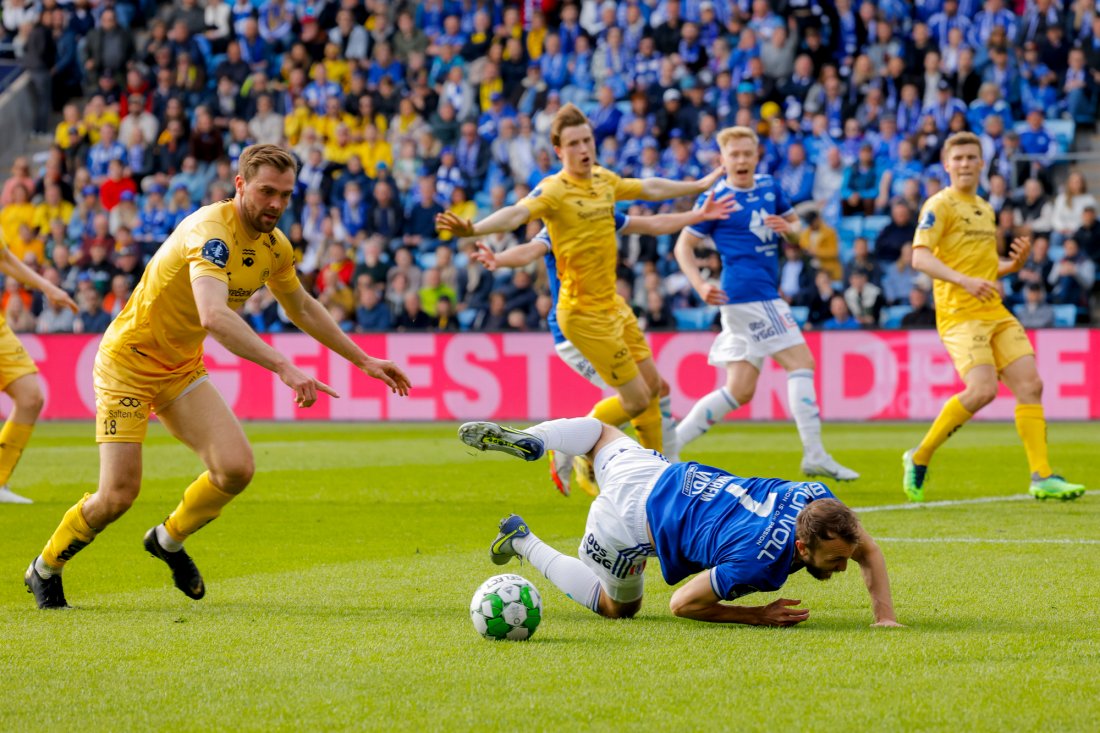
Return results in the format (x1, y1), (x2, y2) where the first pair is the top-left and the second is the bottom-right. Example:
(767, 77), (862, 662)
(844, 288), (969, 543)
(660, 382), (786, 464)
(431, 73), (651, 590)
(757, 598), (810, 627)
(763, 214), (793, 234)
(697, 191), (737, 221)
(361, 356), (412, 396)
(45, 284), (78, 313)
(959, 275), (999, 302)
(435, 211), (474, 238)
(470, 241), (498, 271)
(1005, 236), (1031, 273)
(278, 363), (340, 408)
(696, 282), (729, 306)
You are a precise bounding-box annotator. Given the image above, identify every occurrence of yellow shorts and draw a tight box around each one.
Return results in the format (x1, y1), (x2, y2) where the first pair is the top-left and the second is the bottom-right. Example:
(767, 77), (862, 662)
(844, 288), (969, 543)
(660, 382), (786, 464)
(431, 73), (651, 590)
(93, 349), (208, 443)
(0, 321), (38, 390)
(939, 315), (1035, 378)
(557, 299), (651, 387)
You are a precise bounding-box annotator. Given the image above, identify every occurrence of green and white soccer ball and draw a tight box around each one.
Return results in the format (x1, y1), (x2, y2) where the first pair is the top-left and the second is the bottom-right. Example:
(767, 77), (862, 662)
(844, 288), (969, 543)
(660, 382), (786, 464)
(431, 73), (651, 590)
(470, 574), (542, 641)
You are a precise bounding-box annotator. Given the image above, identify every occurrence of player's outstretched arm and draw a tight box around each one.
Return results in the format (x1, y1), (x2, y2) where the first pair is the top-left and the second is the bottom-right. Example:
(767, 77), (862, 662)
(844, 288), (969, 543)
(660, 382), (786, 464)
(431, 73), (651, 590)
(637, 167), (724, 202)
(622, 190), (737, 236)
(851, 529), (903, 628)
(193, 276), (340, 408)
(669, 571), (809, 626)
(0, 248), (77, 312)
(273, 284), (410, 396)
(472, 239), (546, 272)
(435, 204), (531, 239)
(912, 245), (999, 302)
(673, 228), (728, 305)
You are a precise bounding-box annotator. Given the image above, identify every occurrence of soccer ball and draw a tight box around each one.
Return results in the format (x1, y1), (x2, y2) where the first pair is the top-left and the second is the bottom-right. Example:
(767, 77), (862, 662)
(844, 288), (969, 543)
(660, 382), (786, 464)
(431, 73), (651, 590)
(469, 574), (542, 641)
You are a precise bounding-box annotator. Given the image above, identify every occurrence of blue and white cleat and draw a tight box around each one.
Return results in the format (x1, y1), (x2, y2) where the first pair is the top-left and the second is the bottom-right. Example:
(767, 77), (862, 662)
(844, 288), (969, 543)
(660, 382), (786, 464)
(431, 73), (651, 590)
(458, 422), (545, 462)
(489, 514), (531, 565)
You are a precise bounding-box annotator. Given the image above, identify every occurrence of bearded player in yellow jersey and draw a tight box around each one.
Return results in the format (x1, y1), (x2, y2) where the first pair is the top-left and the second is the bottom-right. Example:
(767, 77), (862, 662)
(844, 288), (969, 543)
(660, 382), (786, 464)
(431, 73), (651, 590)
(436, 103), (720, 483)
(0, 231), (78, 504)
(904, 132), (1084, 503)
(25, 145), (411, 609)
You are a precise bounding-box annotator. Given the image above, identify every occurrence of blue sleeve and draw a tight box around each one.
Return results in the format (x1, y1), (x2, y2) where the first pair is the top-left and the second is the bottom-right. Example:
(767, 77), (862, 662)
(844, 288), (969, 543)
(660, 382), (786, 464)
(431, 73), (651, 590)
(709, 560), (763, 601)
(839, 167), (854, 200)
(773, 182), (794, 217)
(533, 226), (551, 252)
(684, 190), (717, 239)
(613, 212), (629, 231)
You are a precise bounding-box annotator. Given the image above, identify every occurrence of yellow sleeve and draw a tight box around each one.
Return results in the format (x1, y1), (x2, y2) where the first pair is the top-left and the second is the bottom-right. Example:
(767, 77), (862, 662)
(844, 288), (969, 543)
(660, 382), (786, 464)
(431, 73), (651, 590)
(517, 176), (561, 221)
(612, 173), (644, 201)
(185, 220), (233, 284)
(266, 232), (302, 294)
(912, 196), (947, 251)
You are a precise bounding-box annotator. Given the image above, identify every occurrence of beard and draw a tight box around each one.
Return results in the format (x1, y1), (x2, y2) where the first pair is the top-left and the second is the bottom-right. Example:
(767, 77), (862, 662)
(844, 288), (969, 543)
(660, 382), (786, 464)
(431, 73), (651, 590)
(804, 562), (833, 581)
(242, 196), (280, 233)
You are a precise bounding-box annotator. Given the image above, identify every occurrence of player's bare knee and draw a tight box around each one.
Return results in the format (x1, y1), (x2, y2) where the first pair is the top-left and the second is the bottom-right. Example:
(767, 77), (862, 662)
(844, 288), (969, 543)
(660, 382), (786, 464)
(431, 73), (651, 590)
(15, 386), (44, 417)
(599, 596), (641, 619)
(621, 391), (650, 417)
(967, 382), (998, 409)
(96, 486), (139, 521)
(1016, 376), (1043, 403)
(211, 456), (254, 493)
(729, 384), (756, 405)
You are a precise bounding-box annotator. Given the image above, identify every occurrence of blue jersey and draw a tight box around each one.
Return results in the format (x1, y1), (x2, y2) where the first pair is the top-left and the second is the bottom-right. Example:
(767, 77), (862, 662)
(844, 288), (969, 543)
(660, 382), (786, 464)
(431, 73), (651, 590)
(646, 462), (837, 600)
(684, 174), (794, 304)
(540, 212), (629, 345)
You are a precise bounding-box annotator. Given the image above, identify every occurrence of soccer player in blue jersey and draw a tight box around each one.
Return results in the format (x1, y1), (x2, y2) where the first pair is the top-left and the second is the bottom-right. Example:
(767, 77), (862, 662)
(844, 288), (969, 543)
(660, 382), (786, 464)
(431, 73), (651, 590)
(467, 194), (736, 496)
(673, 126), (858, 481)
(459, 418), (901, 627)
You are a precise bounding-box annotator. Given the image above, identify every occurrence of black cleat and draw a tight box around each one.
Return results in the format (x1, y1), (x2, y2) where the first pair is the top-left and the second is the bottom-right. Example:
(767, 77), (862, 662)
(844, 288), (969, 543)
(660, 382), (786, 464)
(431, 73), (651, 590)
(143, 527), (206, 600)
(24, 559), (70, 609)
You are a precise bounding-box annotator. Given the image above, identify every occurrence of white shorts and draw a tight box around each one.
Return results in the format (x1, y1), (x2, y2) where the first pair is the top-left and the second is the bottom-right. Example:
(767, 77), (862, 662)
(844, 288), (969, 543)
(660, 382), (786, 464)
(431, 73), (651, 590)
(578, 437), (670, 603)
(708, 299), (806, 370)
(555, 340), (609, 389)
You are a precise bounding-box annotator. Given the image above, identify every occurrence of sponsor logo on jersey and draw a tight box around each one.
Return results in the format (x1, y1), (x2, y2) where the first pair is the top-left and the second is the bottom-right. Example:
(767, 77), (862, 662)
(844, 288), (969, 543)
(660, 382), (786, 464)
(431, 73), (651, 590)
(755, 482), (831, 561)
(202, 239), (230, 268)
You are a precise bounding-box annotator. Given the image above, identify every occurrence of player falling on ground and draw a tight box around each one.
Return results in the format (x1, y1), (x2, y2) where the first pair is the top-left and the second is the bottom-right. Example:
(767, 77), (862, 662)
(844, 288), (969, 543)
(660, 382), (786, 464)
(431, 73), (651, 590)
(459, 418), (900, 627)
(904, 132), (1084, 502)
(24, 144), (411, 609)
(0, 230), (79, 503)
(436, 103), (722, 491)
(468, 194), (737, 495)
(673, 126), (857, 481)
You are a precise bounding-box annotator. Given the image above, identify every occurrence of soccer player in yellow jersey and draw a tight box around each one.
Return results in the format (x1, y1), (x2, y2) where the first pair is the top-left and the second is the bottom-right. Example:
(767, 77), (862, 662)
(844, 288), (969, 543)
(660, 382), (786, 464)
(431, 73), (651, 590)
(0, 231), (79, 503)
(24, 145), (411, 609)
(435, 104), (721, 470)
(904, 132), (1084, 503)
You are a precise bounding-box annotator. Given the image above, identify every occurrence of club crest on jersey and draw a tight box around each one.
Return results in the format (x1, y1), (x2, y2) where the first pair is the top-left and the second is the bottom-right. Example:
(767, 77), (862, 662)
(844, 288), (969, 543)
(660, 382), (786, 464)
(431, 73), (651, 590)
(918, 211), (936, 230)
(202, 239), (230, 268)
(529, 187), (543, 199)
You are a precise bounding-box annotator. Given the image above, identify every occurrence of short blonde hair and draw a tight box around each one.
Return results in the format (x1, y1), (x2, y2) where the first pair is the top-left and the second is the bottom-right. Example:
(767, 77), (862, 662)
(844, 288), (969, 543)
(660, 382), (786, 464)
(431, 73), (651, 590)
(941, 131), (983, 159)
(238, 144), (297, 182)
(716, 126), (760, 148)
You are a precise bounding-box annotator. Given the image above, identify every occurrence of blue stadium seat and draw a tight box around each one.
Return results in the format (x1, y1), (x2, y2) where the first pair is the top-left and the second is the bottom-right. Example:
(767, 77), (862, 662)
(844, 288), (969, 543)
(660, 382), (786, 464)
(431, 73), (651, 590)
(1052, 304), (1077, 327)
(457, 309), (478, 331)
(837, 217), (862, 263)
(789, 305), (809, 327)
(861, 215), (891, 242)
(882, 305), (912, 328)
(673, 306), (718, 331)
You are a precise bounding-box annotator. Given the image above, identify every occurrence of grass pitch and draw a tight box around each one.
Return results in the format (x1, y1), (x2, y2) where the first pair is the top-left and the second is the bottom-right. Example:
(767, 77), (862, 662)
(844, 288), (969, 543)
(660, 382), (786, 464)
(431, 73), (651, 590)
(1, 421), (1098, 731)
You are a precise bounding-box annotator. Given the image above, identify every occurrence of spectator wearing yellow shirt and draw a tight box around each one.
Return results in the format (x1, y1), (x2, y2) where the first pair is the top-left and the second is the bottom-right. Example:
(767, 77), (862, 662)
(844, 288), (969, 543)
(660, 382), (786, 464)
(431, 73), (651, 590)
(438, 187), (477, 243)
(353, 95), (388, 137)
(526, 11), (547, 61)
(323, 124), (360, 166)
(9, 224), (46, 267)
(283, 96), (314, 146)
(0, 184), (35, 248)
(477, 65), (504, 113)
(82, 95), (119, 145)
(320, 42), (351, 90)
(418, 267), (458, 318)
(312, 96), (356, 143)
(54, 103), (88, 152)
(799, 210), (842, 281)
(33, 184), (74, 236)
(359, 124), (393, 176)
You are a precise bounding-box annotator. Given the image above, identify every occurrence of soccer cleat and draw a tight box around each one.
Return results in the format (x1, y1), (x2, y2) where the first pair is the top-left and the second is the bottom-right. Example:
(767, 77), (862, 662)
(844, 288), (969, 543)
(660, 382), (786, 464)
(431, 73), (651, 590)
(901, 449), (928, 503)
(801, 455), (860, 482)
(572, 455), (599, 497)
(489, 514), (531, 566)
(0, 485), (32, 503)
(24, 559), (70, 609)
(1028, 475), (1085, 501)
(143, 527), (206, 600)
(547, 450), (572, 497)
(458, 422), (545, 462)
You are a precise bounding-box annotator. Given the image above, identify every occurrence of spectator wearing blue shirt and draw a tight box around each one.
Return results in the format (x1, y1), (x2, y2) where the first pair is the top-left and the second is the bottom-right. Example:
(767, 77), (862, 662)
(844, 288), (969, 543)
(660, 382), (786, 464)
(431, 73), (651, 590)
(238, 17), (270, 75)
(967, 82), (1014, 135)
(840, 144), (883, 216)
(588, 87), (622, 148)
(923, 80), (968, 133)
(477, 93), (518, 142)
(822, 294), (863, 330)
(1019, 109), (1055, 166)
(355, 285), (393, 332)
(775, 142), (815, 208)
(86, 124), (126, 182)
(968, 0), (1017, 49)
(928, 0), (972, 48)
(339, 181), (369, 239)
(366, 43), (404, 90)
(562, 34), (595, 106)
(632, 36), (663, 92)
(885, 140), (925, 199)
(540, 34), (569, 91)
(1061, 48), (1096, 124)
(303, 66), (343, 115)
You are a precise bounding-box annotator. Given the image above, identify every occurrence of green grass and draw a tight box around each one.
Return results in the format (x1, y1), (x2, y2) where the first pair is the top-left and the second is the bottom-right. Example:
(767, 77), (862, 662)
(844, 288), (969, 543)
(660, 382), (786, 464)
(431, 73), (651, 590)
(1, 421), (1098, 731)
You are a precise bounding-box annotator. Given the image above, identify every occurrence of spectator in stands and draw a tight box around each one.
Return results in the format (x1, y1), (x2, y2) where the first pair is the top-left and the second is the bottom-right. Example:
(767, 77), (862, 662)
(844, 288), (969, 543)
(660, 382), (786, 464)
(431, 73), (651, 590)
(1015, 178), (1055, 239)
(1011, 235), (1055, 300)
(900, 286), (937, 329)
(432, 295), (459, 331)
(844, 268), (886, 327)
(474, 291), (508, 330)
(100, 161), (137, 212)
(102, 273), (132, 318)
(5, 293), (35, 334)
(875, 201), (917, 266)
(395, 291), (431, 332)
(840, 144), (881, 216)
(844, 237), (883, 287)
(805, 270), (839, 329)
(108, 192), (140, 235)
(778, 242), (816, 305)
(1017, 282), (1056, 329)
(1048, 239), (1095, 308)
(32, 184), (72, 236)
(355, 284), (392, 332)
(775, 141), (815, 209)
(1074, 205), (1100, 264)
(1050, 173), (1098, 251)
(82, 9), (134, 93)
(419, 267), (457, 319)
(0, 183), (34, 249)
(73, 286), (110, 334)
(882, 244), (921, 306)
(822, 294), (862, 331)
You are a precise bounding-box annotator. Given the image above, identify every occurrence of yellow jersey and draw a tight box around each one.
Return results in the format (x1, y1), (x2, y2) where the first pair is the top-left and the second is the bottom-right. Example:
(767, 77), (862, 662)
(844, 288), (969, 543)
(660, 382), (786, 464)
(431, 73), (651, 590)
(913, 187), (1009, 328)
(518, 166), (643, 310)
(100, 200), (300, 370)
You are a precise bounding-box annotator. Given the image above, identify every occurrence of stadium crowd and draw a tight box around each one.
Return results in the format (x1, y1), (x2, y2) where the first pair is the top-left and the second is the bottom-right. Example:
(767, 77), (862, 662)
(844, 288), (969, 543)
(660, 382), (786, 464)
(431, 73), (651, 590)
(1, 0), (1099, 335)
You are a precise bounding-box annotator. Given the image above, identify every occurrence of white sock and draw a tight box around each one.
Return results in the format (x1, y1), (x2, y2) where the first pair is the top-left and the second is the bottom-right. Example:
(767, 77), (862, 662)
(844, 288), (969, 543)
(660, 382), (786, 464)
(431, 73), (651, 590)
(155, 523), (184, 552)
(676, 388), (739, 447)
(525, 417), (604, 457)
(788, 369), (825, 460)
(513, 533), (602, 613)
(659, 395), (680, 461)
(34, 555), (59, 578)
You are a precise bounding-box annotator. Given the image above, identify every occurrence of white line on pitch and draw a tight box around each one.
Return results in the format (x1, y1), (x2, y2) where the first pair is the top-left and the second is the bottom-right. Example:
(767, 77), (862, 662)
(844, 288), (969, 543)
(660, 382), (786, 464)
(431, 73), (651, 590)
(877, 537), (1100, 545)
(855, 491), (1098, 513)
